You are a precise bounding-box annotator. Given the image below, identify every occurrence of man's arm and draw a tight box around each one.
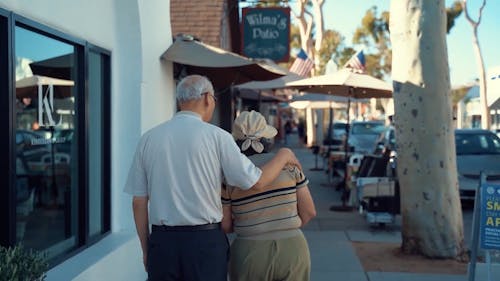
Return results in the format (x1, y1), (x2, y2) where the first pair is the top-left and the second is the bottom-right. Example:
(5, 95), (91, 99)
(252, 148), (301, 190)
(132, 196), (149, 272)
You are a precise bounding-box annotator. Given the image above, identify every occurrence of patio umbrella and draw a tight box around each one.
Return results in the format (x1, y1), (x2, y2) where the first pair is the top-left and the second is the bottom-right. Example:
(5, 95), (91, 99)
(237, 88), (289, 103)
(286, 68), (392, 98)
(160, 35), (286, 89)
(285, 69), (392, 133)
(235, 73), (303, 91)
(285, 69), (393, 209)
(29, 53), (73, 80)
(289, 93), (353, 109)
(16, 75), (74, 99)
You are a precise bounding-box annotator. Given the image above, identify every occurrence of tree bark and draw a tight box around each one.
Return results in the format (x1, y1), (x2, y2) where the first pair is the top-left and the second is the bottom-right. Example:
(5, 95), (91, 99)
(462, 0), (490, 129)
(390, 0), (466, 259)
(311, 0), (324, 75)
(294, 0), (313, 53)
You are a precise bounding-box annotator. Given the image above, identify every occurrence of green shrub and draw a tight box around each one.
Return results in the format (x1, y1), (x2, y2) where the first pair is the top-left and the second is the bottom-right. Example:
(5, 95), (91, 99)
(0, 244), (48, 281)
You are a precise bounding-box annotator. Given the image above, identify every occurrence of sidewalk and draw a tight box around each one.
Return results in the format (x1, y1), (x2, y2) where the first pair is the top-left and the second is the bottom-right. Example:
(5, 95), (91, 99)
(50, 134), (498, 281)
(278, 133), (499, 281)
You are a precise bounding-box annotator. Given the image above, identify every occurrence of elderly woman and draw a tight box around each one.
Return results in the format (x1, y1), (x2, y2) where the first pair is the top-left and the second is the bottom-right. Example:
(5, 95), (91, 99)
(222, 110), (316, 281)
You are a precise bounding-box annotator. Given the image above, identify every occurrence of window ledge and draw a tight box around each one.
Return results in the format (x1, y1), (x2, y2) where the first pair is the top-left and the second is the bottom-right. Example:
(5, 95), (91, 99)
(47, 231), (147, 281)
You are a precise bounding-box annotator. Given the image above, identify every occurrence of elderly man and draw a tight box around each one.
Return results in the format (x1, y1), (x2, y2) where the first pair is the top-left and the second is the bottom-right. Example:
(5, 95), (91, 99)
(124, 75), (300, 281)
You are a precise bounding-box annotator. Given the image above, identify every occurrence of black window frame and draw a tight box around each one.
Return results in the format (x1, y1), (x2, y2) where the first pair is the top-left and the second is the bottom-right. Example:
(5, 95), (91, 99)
(0, 9), (112, 266)
(0, 7), (14, 247)
(86, 44), (112, 244)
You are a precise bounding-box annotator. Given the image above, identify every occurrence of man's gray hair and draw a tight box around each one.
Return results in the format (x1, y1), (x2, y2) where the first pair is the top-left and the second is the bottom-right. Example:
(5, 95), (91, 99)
(176, 75), (214, 103)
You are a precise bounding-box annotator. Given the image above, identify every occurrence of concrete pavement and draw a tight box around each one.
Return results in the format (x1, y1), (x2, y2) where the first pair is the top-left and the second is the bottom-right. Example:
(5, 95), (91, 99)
(279, 133), (500, 281)
(48, 133), (499, 281)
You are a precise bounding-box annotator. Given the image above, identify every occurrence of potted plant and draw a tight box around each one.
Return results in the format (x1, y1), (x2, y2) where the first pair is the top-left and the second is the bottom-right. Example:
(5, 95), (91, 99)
(0, 244), (48, 281)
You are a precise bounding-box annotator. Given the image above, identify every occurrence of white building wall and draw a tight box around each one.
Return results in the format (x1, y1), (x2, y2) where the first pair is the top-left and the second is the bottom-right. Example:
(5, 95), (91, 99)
(487, 66), (500, 130)
(1, 0), (175, 278)
(0, 0), (175, 232)
(110, 0), (145, 232)
(488, 66), (500, 108)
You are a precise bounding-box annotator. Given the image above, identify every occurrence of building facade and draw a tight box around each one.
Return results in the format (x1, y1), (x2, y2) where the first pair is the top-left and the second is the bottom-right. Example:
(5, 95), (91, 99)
(456, 66), (500, 130)
(0, 0), (174, 279)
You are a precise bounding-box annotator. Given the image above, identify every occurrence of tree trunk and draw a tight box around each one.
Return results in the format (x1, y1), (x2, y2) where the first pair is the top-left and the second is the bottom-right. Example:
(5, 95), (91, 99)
(462, 0), (490, 129)
(295, 0), (313, 53)
(311, 0), (324, 75)
(390, 0), (466, 259)
(471, 27), (490, 129)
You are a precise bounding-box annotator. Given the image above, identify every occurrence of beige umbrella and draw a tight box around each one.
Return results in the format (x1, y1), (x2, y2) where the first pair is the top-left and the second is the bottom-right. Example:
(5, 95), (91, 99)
(286, 68), (392, 98)
(238, 89), (289, 102)
(16, 75), (74, 99)
(29, 53), (73, 80)
(285, 69), (393, 209)
(235, 73), (303, 91)
(289, 93), (349, 110)
(160, 35), (286, 89)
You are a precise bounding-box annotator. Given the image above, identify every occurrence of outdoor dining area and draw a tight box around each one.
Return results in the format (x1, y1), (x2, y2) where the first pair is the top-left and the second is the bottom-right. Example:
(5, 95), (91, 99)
(161, 34), (400, 225)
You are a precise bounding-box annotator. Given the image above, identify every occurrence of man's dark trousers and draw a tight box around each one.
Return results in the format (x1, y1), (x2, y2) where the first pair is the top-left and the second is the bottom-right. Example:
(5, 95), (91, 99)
(147, 226), (229, 281)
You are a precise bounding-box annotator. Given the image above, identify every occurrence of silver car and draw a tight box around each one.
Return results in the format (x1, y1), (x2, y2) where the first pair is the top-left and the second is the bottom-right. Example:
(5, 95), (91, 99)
(455, 129), (500, 200)
(348, 121), (386, 154)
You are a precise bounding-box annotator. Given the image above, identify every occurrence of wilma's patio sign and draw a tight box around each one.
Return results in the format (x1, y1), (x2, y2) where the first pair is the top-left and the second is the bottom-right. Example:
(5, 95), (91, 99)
(241, 7), (290, 62)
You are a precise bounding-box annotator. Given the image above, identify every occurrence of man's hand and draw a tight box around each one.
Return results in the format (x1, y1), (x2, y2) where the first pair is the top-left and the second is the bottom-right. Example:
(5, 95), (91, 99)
(143, 253), (148, 272)
(252, 147), (303, 190)
(132, 196), (149, 273)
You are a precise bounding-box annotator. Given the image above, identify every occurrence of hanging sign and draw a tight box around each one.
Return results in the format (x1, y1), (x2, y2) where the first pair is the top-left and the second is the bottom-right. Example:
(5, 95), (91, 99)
(241, 7), (290, 62)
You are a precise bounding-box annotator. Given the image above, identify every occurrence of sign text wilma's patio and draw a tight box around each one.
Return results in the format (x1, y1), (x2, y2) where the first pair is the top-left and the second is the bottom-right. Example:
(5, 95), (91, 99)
(241, 7), (290, 62)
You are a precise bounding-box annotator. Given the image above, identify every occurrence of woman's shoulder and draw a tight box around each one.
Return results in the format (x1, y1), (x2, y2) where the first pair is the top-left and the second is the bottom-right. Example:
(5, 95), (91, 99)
(248, 152), (275, 166)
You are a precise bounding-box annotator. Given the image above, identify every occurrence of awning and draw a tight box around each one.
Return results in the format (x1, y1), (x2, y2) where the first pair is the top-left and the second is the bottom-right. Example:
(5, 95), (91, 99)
(235, 73), (303, 91)
(16, 75), (74, 99)
(237, 89), (288, 102)
(29, 53), (73, 80)
(160, 36), (286, 89)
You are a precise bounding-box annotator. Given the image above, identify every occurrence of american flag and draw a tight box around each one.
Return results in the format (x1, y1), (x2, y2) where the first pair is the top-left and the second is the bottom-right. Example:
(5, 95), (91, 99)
(344, 50), (366, 73)
(289, 49), (314, 77)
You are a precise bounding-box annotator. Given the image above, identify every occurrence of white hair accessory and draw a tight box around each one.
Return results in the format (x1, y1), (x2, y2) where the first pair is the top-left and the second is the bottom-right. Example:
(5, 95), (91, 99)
(232, 111), (277, 153)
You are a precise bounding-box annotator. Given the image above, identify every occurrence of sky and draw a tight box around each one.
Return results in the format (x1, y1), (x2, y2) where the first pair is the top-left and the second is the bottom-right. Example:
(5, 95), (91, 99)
(321, 0), (500, 87)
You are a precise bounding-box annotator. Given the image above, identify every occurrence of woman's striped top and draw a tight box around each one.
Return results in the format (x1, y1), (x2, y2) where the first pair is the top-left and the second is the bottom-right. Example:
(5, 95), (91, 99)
(222, 153), (309, 237)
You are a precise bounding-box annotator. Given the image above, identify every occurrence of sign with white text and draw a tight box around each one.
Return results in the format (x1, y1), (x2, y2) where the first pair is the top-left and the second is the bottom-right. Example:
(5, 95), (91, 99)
(241, 7), (290, 62)
(480, 184), (500, 249)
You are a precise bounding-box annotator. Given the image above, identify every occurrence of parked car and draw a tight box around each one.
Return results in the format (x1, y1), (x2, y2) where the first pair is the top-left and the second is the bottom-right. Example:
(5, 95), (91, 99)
(375, 128), (500, 201)
(455, 129), (500, 200)
(348, 121), (386, 154)
(323, 122), (348, 145)
(494, 129), (500, 139)
(331, 122), (348, 140)
(376, 126), (396, 152)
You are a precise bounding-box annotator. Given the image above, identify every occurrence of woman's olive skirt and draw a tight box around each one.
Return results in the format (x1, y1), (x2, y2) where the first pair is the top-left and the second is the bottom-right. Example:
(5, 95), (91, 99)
(229, 233), (311, 281)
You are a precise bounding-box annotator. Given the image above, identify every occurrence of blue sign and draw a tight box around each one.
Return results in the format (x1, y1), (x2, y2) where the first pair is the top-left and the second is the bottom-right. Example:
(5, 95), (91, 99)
(241, 7), (290, 62)
(480, 184), (500, 250)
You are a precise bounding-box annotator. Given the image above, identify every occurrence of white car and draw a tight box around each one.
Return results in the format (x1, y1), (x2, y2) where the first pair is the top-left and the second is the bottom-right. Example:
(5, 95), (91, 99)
(455, 129), (500, 200)
(348, 121), (386, 154)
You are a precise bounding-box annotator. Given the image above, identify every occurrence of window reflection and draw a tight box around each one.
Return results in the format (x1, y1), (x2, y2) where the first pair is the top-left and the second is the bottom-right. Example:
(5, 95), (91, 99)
(15, 26), (77, 259)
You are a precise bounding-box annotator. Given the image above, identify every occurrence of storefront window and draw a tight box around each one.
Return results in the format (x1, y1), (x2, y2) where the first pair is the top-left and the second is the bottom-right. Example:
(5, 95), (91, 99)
(14, 25), (78, 258)
(0, 10), (111, 266)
